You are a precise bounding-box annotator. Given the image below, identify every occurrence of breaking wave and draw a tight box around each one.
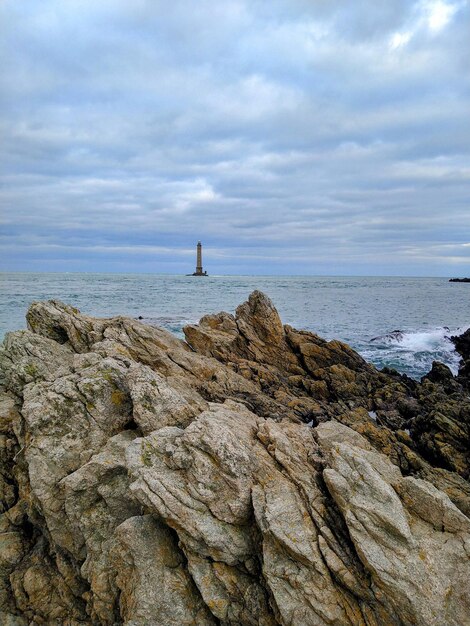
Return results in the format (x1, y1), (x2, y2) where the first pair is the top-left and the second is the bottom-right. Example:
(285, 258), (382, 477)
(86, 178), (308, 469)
(359, 325), (469, 379)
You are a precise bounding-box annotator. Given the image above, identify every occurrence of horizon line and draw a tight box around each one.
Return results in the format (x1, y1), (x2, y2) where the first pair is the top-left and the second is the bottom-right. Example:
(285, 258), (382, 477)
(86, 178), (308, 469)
(1, 270), (467, 280)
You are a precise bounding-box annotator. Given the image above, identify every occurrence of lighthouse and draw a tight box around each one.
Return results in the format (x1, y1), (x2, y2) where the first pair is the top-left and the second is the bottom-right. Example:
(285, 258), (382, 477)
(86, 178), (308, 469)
(192, 241), (208, 276)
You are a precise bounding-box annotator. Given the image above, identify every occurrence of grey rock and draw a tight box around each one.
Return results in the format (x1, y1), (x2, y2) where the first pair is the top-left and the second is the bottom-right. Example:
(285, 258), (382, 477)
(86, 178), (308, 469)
(0, 293), (469, 625)
(323, 426), (470, 626)
(110, 515), (215, 626)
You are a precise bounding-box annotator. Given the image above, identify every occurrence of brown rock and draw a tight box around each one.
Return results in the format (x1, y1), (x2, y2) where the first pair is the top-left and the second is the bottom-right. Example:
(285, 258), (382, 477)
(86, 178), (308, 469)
(0, 292), (469, 625)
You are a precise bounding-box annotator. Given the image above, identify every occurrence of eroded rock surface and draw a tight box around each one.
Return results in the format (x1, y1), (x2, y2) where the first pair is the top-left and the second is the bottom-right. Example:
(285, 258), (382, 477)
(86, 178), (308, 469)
(0, 292), (469, 625)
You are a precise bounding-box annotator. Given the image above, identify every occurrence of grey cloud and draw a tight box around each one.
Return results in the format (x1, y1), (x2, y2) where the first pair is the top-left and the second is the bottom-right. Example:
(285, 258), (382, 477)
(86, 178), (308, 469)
(0, 0), (469, 275)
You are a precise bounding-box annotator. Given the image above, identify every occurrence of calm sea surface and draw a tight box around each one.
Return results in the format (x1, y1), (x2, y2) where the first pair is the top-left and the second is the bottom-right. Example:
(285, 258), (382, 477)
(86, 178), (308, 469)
(1, 273), (469, 379)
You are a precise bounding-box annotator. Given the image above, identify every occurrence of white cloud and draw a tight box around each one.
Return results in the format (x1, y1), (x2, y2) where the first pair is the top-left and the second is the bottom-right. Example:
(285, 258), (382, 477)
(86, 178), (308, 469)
(425, 0), (459, 31)
(172, 179), (220, 212)
(390, 31), (413, 49)
(388, 0), (464, 51)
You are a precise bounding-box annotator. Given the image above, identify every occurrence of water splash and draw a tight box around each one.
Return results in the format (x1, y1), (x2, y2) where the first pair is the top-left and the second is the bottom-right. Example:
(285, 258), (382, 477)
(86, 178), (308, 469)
(359, 325), (469, 379)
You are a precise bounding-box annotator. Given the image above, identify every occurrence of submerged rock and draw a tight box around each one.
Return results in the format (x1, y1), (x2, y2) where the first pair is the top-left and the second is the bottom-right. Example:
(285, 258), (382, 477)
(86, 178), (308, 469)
(0, 292), (469, 625)
(369, 329), (404, 343)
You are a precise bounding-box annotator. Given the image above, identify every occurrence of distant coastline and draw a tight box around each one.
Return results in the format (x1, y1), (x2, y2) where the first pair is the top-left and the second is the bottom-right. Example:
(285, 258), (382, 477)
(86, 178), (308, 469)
(449, 277), (470, 282)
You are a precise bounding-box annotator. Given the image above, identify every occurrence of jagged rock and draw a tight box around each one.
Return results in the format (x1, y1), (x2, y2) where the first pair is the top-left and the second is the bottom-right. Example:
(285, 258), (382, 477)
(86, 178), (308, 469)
(61, 431), (141, 623)
(422, 361), (462, 395)
(0, 292), (469, 625)
(0, 330), (74, 397)
(452, 327), (470, 385)
(126, 362), (206, 433)
(110, 515), (216, 625)
(321, 422), (470, 626)
(26, 300), (105, 352)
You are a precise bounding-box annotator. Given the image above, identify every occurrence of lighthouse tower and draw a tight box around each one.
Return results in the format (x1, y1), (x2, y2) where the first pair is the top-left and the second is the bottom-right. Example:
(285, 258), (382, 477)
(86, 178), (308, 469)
(192, 241), (208, 276)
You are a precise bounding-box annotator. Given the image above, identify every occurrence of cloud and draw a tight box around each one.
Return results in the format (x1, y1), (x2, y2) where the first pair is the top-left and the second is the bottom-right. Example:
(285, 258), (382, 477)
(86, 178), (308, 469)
(425, 0), (460, 31)
(0, 0), (469, 275)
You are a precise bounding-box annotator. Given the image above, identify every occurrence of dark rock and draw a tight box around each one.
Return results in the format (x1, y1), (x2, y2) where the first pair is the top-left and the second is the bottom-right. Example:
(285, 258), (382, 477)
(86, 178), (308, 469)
(452, 327), (470, 359)
(422, 361), (462, 393)
(451, 327), (470, 387)
(370, 330), (404, 343)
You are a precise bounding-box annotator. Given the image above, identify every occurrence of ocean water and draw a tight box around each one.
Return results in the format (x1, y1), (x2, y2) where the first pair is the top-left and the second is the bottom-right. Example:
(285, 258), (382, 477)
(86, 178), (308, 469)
(1, 273), (468, 380)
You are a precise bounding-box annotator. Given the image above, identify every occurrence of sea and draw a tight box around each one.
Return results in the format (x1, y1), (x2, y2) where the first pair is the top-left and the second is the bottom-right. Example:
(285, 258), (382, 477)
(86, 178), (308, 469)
(1, 273), (469, 380)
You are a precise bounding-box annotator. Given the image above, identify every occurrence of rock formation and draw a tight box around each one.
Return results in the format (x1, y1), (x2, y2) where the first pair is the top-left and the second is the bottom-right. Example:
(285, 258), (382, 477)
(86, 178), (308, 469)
(0, 291), (469, 625)
(452, 327), (470, 388)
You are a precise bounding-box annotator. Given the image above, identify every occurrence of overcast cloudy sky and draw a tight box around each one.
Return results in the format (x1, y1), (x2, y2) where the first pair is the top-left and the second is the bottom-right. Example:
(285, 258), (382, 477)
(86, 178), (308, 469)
(1, 0), (469, 275)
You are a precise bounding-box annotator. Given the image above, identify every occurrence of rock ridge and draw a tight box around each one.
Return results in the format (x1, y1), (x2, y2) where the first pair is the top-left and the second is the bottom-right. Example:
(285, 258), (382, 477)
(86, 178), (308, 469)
(0, 291), (469, 625)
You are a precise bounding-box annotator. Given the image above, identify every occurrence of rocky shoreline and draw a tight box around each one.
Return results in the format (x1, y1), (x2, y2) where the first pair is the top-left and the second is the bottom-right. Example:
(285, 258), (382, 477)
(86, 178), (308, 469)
(1, 291), (469, 625)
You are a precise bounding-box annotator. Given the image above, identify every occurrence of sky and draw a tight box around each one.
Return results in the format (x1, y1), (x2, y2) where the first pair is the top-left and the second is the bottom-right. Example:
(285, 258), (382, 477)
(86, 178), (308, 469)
(1, 0), (469, 276)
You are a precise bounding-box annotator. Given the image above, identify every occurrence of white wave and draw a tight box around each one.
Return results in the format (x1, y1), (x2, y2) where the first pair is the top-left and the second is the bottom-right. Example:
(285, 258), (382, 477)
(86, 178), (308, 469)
(373, 325), (468, 351)
(399, 327), (454, 352)
(363, 325), (469, 377)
